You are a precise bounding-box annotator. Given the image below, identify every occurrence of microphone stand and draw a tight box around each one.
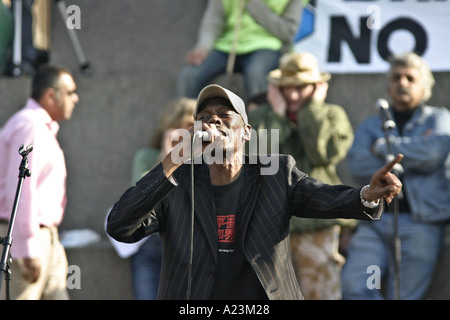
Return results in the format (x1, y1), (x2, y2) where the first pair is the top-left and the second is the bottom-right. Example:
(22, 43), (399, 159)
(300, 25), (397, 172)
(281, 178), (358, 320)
(0, 144), (32, 299)
(381, 118), (403, 300)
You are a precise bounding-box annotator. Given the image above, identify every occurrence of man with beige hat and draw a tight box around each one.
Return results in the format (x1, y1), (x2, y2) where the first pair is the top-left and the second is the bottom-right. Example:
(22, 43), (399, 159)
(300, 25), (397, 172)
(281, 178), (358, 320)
(248, 52), (356, 299)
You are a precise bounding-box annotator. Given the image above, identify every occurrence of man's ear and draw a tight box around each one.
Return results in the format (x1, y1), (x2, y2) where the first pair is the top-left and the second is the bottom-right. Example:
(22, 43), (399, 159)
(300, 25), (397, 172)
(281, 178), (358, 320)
(243, 124), (252, 141)
(39, 88), (60, 121)
(39, 87), (56, 106)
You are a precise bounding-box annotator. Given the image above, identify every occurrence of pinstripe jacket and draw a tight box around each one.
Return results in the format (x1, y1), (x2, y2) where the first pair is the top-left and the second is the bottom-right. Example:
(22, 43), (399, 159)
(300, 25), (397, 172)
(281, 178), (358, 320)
(107, 154), (383, 300)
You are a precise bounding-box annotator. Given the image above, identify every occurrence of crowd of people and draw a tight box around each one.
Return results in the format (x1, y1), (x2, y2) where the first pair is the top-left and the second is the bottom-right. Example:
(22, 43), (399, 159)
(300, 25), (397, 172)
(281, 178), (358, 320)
(0, 1), (449, 301)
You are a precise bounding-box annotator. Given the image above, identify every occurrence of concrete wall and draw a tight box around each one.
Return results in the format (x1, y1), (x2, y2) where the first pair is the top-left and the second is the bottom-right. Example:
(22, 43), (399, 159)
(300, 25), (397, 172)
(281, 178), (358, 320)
(0, 0), (449, 299)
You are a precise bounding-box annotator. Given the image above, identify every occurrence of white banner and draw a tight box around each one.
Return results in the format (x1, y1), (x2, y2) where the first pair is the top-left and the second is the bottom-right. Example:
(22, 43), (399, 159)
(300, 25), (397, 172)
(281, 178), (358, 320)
(293, 0), (450, 73)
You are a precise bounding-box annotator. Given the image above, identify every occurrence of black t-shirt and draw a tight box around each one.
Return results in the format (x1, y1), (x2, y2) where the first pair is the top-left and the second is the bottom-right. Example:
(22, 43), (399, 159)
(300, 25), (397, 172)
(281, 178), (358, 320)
(209, 172), (268, 300)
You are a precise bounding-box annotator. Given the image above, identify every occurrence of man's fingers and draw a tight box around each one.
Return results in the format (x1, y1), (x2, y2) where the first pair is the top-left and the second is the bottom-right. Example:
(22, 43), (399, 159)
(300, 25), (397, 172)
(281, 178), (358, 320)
(381, 154), (404, 174)
(379, 178), (403, 203)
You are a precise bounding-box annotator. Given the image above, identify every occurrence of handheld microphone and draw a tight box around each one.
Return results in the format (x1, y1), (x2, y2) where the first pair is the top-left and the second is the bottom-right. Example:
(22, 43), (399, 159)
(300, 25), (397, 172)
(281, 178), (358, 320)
(376, 99), (396, 131)
(193, 131), (212, 141)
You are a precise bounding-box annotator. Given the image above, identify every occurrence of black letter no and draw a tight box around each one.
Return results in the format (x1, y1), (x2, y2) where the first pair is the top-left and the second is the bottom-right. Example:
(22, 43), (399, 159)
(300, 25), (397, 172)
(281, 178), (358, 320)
(327, 16), (371, 63)
(377, 18), (427, 61)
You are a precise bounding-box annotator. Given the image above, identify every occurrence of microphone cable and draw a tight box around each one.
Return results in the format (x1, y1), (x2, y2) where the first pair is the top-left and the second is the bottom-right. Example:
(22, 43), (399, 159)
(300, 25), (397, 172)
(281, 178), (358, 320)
(185, 133), (196, 300)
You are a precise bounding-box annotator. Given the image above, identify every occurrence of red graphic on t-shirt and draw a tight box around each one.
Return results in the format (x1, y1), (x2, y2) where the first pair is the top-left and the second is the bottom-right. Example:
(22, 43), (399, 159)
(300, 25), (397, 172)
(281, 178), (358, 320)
(217, 215), (236, 243)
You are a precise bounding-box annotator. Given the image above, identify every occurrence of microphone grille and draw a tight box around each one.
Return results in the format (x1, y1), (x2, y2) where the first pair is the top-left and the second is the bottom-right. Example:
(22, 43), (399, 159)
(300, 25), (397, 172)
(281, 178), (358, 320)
(376, 98), (389, 110)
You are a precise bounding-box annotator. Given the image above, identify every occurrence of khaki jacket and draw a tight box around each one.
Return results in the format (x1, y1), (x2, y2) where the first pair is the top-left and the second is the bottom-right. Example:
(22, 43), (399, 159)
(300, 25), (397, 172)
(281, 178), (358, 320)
(248, 99), (356, 233)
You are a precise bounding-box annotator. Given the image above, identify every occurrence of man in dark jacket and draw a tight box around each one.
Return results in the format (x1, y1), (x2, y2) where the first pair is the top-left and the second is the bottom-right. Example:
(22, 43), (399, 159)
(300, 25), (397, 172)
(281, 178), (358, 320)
(107, 84), (402, 300)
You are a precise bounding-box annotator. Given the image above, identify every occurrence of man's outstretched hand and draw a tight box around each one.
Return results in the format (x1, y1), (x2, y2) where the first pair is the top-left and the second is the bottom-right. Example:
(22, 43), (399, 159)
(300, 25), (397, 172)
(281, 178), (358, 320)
(363, 154), (404, 204)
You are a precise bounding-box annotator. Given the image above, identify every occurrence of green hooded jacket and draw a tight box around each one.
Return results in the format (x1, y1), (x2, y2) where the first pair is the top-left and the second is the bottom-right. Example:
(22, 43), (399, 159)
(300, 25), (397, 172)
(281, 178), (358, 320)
(248, 99), (357, 233)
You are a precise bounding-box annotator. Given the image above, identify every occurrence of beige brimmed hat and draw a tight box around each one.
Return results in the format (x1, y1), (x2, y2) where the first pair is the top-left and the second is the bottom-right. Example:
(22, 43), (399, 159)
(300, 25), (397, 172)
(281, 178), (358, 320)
(195, 84), (248, 125)
(267, 52), (331, 87)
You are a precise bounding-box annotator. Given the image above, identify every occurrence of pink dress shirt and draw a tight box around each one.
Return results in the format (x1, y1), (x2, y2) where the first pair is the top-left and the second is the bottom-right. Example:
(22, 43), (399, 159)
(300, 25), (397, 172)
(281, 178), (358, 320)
(0, 99), (67, 259)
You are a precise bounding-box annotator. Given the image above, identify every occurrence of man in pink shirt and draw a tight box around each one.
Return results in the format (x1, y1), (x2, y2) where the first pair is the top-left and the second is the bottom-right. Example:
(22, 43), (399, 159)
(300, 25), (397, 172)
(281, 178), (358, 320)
(0, 64), (79, 299)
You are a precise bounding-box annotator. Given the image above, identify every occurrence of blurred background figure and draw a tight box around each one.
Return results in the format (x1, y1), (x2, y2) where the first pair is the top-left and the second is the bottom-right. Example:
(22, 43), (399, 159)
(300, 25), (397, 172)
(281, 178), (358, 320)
(108, 97), (196, 300)
(1, 0), (51, 76)
(341, 52), (450, 300)
(0, 64), (79, 300)
(0, 0), (13, 75)
(175, 0), (302, 102)
(248, 52), (356, 299)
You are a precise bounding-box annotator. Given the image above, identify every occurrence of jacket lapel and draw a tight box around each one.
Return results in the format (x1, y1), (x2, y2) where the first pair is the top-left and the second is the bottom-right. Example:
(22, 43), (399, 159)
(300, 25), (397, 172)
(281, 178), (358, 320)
(240, 164), (261, 244)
